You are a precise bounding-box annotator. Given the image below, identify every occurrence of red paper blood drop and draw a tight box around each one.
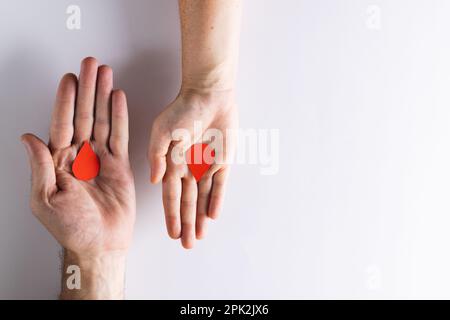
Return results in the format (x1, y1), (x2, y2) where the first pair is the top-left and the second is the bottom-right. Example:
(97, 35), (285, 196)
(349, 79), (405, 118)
(72, 141), (100, 181)
(186, 143), (215, 182)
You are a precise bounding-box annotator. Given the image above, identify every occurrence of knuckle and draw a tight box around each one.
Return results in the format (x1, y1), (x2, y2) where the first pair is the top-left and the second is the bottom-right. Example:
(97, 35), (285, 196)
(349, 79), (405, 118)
(163, 185), (180, 200)
(213, 179), (226, 188)
(95, 117), (109, 126)
(164, 193), (179, 202)
(165, 214), (179, 221)
(181, 222), (195, 230)
(210, 193), (222, 202)
(196, 210), (207, 217)
(181, 199), (196, 208)
(51, 121), (73, 131)
(197, 191), (210, 199)
(76, 110), (94, 121)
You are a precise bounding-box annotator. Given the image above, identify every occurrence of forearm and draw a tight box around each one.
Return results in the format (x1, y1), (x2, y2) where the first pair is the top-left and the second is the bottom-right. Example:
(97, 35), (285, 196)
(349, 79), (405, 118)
(60, 250), (127, 300)
(179, 0), (242, 92)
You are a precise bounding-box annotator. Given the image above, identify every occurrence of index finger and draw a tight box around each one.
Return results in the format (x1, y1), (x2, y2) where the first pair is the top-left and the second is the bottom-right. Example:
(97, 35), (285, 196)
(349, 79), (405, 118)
(109, 90), (129, 156)
(49, 73), (77, 150)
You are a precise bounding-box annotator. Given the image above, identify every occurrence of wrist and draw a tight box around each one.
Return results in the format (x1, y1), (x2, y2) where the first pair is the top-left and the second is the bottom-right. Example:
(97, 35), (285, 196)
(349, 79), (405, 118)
(60, 249), (127, 300)
(181, 60), (237, 93)
(178, 86), (236, 108)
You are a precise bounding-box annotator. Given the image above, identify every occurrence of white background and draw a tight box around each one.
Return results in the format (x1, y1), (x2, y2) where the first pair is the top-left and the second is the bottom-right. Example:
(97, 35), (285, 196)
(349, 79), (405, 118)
(1, 0), (450, 299)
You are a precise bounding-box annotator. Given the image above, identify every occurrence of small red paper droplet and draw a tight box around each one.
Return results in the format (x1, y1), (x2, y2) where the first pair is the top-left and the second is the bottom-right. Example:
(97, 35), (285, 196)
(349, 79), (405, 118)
(186, 143), (215, 182)
(72, 141), (100, 181)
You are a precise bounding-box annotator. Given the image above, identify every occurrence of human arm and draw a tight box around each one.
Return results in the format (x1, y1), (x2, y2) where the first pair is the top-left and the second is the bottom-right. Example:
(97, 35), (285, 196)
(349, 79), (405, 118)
(148, 0), (242, 249)
(21, 57), (135, 299)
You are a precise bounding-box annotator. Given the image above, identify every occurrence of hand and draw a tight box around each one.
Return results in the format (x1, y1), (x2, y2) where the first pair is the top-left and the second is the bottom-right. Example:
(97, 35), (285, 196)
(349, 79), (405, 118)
(21, 57), (135, 299)
(148, 89), (238, 249)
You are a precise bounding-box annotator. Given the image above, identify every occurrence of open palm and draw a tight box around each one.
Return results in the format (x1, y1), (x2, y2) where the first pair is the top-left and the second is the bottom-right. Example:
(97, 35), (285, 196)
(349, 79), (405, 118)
(22, 58), (135, 256)
(148, 90), (238, 248)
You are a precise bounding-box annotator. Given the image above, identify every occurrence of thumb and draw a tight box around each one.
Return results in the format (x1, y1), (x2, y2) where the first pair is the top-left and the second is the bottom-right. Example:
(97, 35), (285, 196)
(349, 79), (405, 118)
(148, 125), (172, 184)
(21, 133), (56, 195)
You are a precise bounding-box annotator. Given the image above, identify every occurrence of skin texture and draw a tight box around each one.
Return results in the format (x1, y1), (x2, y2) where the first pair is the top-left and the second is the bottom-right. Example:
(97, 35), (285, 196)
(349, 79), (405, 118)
(148, 0), (242, 249)
(21, 57), (135, 299)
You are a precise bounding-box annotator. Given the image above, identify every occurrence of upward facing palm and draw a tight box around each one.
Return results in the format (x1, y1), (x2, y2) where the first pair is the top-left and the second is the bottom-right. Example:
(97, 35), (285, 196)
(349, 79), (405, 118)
(22, 58), (135, 256)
